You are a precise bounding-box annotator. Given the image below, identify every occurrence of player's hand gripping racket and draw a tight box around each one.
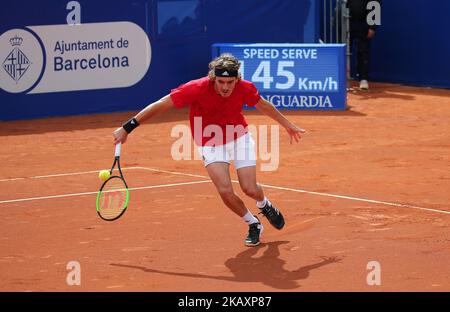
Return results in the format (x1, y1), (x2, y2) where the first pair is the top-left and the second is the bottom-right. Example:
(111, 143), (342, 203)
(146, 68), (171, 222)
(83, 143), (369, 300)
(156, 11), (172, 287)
(96, 143), (129, 221)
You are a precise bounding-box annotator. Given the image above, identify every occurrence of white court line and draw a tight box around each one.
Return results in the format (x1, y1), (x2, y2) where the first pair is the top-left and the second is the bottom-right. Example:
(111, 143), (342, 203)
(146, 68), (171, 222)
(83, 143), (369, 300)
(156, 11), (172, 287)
(0, 180), (211, 204)
(0, 166), (449, 216)
(0, 177), (25, 182)
(257, 183), (450, 215)
(137, 167), (450, 216)
(0, 167), (142, 182)
(134, 166), (211, 179)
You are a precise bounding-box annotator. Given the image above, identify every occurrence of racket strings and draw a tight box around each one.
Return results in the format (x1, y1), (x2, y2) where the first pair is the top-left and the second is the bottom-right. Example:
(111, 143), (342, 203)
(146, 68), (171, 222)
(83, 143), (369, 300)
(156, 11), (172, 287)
(98, 178), (128, 220)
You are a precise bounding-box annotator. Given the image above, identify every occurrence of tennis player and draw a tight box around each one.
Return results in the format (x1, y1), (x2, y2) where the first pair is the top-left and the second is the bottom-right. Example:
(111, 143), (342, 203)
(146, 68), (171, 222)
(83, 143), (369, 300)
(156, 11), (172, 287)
(113, 54), (305, 246)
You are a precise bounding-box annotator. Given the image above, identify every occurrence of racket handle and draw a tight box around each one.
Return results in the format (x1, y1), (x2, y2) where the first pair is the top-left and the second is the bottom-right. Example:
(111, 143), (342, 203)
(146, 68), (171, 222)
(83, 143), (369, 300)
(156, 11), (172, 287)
(115, 142), (122, 157)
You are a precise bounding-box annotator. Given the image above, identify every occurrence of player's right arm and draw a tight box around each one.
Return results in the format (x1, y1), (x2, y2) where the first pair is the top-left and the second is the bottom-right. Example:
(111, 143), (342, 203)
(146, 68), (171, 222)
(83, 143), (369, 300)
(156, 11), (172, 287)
(135, 94), (175, 124)
(113, 95), (175, 145)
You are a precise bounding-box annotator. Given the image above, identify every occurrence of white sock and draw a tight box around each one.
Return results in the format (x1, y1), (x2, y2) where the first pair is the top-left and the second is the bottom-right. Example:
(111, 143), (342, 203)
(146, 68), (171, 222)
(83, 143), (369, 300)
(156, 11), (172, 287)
(242, 211), (259, 225)
(256, 197), (270, 209)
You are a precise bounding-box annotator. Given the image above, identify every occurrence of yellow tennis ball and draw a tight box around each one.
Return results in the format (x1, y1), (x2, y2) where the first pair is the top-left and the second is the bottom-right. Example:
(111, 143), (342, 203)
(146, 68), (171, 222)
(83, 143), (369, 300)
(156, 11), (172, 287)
(98, 170), (110, 182)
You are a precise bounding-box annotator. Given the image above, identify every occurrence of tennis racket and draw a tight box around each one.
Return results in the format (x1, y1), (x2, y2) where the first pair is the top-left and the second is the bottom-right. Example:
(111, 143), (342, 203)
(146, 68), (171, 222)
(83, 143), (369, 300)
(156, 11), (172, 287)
(96, 143), (129, 221)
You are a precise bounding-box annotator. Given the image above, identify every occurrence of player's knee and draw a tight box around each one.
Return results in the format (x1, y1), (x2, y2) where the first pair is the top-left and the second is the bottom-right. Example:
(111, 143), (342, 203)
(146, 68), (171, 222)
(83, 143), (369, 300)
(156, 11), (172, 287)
(241, 184), (259, 198)
(217, 186), (235, 200)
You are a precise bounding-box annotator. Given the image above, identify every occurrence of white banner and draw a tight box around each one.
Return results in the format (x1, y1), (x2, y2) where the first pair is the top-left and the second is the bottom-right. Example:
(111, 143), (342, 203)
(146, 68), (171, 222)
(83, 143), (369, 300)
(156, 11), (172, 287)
(0, 22), (151, 94)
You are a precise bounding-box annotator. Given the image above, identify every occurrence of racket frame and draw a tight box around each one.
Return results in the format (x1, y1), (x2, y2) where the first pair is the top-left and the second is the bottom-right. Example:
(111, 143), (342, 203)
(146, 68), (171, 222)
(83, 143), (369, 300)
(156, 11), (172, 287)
(96, 143), (130, 221)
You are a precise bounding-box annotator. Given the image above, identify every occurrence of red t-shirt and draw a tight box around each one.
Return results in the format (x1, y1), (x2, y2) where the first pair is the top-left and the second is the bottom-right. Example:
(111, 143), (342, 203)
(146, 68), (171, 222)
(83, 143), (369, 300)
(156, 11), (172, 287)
(170, 77), (261, 146)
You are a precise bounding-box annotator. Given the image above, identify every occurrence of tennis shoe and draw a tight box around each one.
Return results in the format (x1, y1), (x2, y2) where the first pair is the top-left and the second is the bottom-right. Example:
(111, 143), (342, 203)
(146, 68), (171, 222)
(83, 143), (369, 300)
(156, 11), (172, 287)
(245, 218), (264, 247)
(359, 79), (369, 90)
(259, 202), (285, 230)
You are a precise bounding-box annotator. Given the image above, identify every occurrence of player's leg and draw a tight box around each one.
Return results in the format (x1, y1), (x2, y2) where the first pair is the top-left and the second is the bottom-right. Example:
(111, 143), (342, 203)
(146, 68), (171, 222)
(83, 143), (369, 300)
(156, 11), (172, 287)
(236, 166), (264, 201)
(199, 144), (263, 246)
(236, 166), (285, 230)
(206, 163), (263, 247)
(234, 133), (285, 230)
(205, 162), (246, 217)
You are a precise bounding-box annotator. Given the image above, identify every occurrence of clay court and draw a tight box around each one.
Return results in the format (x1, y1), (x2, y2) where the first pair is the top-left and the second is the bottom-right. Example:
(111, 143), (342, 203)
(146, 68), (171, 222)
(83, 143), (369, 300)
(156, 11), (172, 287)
(0, 82), (449, 291)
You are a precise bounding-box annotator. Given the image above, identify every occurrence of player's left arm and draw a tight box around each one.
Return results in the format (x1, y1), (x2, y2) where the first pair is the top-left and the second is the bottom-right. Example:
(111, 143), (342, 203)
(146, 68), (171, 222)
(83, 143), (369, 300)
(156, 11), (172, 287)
(255, 97), (306, 144)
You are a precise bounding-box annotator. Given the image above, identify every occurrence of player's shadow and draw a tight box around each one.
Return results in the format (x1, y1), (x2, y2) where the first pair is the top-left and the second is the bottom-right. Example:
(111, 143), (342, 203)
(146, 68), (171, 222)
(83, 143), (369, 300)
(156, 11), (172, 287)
(110, 241), (341, 289)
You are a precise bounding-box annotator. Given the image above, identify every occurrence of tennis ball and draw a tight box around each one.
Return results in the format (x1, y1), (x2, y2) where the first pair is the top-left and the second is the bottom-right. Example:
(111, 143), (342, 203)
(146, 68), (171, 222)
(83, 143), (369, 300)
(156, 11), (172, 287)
(98, 170), (110, 182)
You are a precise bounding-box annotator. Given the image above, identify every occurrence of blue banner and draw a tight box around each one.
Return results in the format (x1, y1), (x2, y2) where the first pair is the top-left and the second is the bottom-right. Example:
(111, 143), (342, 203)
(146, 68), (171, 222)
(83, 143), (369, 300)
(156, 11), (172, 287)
(0, 0), (320, 121)
(212, 43), (346, 110)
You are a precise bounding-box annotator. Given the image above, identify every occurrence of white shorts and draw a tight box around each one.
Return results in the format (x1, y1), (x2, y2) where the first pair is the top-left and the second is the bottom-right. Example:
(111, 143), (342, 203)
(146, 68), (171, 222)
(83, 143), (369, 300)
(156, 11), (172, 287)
(197, 132), (256, 169)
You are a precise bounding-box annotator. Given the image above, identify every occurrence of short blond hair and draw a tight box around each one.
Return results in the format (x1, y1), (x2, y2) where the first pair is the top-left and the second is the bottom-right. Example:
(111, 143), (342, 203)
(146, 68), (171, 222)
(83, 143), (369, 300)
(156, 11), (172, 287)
(208, 53), (242, 80)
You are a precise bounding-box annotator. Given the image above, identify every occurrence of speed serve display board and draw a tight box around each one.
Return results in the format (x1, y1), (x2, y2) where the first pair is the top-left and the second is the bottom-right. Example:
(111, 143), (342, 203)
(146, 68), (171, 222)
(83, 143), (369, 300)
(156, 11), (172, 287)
(212, 43), (346, 110)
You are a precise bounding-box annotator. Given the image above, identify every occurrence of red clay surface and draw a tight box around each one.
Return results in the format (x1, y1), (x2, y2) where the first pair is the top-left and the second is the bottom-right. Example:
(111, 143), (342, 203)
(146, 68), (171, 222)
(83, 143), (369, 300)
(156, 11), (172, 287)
(0, 82), (449, 291)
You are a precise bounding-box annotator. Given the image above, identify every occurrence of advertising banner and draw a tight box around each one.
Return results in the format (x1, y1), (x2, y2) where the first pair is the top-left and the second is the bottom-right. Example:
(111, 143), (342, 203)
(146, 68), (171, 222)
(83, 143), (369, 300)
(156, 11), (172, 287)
(212, 43), (347, 110)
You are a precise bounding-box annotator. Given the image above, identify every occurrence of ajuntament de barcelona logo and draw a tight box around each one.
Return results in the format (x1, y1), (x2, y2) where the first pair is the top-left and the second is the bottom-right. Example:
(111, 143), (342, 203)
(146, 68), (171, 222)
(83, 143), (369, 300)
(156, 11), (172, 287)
(3, 35), (31, 83)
